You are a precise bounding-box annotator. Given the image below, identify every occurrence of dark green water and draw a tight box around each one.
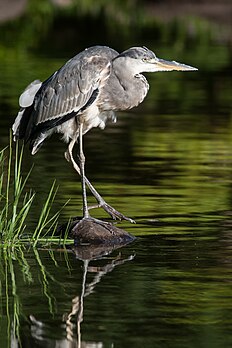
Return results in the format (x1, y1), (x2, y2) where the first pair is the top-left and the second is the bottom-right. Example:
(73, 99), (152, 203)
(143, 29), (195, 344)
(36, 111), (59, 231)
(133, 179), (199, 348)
(0, 5), (232, 347)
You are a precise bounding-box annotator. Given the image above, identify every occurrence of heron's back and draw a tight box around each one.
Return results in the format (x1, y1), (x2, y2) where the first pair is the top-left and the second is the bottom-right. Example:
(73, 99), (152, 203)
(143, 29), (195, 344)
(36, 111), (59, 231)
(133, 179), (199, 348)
(13, 46), (119, 154)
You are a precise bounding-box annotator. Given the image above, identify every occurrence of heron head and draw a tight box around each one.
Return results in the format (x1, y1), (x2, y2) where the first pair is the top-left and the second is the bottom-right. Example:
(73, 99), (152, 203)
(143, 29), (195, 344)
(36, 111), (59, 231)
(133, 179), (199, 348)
(117, 47), (198, 73)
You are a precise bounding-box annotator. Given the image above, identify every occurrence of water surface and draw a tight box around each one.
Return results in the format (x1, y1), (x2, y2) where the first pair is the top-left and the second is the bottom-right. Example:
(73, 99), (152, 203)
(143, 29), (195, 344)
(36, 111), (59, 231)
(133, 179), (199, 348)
(0, 11), (232, 348)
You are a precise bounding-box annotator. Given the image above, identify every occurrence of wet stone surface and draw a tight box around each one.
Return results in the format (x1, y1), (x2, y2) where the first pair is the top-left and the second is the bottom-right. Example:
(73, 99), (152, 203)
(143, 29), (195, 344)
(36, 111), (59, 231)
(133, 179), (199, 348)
(70, 217), (136, 245)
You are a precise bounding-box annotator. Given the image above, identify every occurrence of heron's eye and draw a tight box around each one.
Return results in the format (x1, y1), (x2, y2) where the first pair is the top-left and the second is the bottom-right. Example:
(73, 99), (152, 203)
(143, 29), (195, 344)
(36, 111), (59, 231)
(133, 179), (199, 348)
(142, 58), (149, 62)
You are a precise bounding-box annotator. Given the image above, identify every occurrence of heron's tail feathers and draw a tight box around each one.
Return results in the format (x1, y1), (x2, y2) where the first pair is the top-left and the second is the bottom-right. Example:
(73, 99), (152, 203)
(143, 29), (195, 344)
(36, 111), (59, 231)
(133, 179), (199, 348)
(12, 79), (42, 142)
(12, 108), (24, 141)
(30, 130), (52, 155)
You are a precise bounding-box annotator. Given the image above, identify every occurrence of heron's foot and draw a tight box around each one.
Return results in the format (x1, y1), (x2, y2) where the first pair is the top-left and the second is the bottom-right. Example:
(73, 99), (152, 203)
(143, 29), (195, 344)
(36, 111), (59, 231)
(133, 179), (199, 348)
(72, 216), (116, 236)
(88, 202), (135, 224)
(73, 216), (111, 228)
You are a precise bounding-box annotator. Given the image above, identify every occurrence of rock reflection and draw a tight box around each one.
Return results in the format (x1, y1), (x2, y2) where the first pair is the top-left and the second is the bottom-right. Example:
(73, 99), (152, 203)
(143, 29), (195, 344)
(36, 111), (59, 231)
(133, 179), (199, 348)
(29, 243), (135, 348)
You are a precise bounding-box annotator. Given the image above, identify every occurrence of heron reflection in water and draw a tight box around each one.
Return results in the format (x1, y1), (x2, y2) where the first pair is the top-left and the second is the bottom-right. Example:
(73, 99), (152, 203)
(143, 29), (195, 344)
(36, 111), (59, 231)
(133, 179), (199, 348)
(12, 46), (197, 224)
(28, 245), (135, 347)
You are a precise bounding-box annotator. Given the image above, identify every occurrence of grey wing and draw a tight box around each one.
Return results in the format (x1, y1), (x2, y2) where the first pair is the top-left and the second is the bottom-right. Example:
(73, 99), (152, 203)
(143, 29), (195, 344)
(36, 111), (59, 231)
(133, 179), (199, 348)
(33, 53), (112, 127)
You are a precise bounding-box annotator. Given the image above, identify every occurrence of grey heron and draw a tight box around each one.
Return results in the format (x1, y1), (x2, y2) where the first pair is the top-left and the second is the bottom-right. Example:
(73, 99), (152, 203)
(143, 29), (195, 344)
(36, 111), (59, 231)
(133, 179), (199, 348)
(12, 46), (197, 224)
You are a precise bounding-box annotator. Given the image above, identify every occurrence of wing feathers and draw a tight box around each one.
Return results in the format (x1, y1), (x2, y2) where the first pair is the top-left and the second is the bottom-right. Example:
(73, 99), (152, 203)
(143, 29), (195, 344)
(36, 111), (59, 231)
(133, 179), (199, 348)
(33, 55), (111, 128)
(15, 46), (119, 148)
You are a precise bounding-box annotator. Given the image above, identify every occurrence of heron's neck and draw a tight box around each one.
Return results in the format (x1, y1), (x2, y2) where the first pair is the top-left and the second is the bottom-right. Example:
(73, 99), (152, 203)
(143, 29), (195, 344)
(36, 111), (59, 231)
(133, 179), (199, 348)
(108, 59), (149, 110)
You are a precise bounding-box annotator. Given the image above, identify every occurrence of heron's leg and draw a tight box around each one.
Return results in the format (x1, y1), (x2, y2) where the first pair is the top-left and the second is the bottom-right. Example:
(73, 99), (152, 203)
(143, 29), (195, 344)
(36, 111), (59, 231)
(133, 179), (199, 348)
(65, 138), (135, 223)
(64, 137), (81, 174)
(78, 123), (89, 219)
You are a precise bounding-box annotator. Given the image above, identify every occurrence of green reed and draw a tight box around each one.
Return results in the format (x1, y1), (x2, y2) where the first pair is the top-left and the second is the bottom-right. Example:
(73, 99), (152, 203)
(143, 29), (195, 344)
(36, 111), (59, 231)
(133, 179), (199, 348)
(0, 135), (69, 245)
(0, 244), (68, 346)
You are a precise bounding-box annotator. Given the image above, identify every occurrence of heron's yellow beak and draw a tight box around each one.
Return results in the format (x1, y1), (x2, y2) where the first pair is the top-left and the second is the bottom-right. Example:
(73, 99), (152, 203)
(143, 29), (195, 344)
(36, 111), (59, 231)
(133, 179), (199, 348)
(150, 57), (198, 72)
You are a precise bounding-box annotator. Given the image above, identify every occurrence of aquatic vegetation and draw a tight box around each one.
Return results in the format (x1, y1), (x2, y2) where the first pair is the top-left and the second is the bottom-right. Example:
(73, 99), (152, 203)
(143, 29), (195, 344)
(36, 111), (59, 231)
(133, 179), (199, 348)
(0, 245), (71, 346)
(0, 134), (69, 246)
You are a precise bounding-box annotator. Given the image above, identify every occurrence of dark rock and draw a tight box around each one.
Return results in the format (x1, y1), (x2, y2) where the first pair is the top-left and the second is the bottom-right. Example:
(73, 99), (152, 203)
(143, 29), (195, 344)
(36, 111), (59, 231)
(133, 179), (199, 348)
(71, 217), (135, 246)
